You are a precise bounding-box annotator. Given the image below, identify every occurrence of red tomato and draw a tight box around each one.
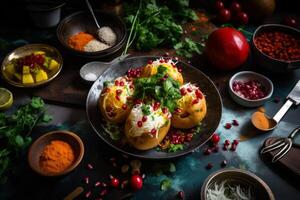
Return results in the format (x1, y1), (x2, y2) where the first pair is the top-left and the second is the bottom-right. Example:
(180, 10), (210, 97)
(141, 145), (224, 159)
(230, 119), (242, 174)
(236, 12), (249, 25)
(205, 27), (249, 70)
(217, 9), (231, 23)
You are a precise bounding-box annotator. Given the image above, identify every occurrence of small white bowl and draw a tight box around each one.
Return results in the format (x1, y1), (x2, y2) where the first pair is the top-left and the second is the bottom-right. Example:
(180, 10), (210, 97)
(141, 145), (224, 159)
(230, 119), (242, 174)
(228, 71), (273, 107)
(80, 61), (110, 84)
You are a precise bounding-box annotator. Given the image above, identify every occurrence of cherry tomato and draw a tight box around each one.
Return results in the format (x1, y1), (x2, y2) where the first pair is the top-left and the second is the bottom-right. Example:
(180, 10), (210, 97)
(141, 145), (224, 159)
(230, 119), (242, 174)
(236, 12), (249, 25)
(211, 133), (220, 144)
(214, 0), (224, 12)
(204, 27), (249, 70)
(282, 16), (298, 28)
(217, 9), (231, 23)
(131, 175), (143, 191)
(110, 178), (120, 188)
(230, 2), (242, 14)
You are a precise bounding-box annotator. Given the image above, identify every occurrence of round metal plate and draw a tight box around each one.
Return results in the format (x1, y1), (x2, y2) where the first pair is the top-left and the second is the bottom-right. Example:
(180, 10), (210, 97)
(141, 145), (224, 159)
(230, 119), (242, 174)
(86, 56), (222, 159)
(1, 44), (63, 88)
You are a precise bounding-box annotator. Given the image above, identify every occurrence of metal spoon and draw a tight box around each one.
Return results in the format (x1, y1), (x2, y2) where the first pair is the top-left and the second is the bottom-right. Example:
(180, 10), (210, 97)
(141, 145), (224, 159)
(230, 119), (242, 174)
(85, 0), (116, 45)
(251, 80), (300, 131)
(80, 54), (129, 84)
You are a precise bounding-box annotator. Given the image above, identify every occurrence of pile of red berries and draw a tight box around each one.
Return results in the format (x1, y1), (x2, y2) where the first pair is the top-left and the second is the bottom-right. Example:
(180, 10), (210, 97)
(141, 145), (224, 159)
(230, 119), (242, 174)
(214, 0), (249, 25)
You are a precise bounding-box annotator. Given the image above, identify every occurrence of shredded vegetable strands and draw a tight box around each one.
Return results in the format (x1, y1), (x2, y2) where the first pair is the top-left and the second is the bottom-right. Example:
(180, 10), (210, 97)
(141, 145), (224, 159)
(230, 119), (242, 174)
(207, 180), (254, 200)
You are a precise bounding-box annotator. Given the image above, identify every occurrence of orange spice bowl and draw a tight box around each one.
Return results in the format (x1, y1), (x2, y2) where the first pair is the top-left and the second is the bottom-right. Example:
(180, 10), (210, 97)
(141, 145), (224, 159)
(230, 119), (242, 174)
(28, 130), (84, 177)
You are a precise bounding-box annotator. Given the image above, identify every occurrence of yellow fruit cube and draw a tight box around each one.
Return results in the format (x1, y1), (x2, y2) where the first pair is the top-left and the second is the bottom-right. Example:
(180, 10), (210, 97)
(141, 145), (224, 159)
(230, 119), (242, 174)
(22, 74), (34, 84)
(48, 59), (59, 71)
(34, 51), (45, 55)
(35, 69), (48, 82)
(5, 63), (15, 77)
(23, 66), (30, 74)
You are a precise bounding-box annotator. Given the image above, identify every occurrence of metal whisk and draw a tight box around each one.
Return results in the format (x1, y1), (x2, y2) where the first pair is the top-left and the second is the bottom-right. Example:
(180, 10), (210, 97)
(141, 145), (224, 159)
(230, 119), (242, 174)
(260, 126), (300, 163)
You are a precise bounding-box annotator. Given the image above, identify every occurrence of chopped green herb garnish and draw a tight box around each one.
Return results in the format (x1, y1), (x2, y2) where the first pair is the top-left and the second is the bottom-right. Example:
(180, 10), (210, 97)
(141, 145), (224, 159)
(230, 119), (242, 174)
(103, 81), (111, 87)
(168, 144), (184, 152)
(133, 66), (181, 112)
(160, 178), (172, 191)
(141, 104), (151, 115)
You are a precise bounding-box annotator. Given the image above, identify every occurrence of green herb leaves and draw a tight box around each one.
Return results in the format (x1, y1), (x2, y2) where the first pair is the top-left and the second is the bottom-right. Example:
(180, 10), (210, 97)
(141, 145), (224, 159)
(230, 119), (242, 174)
(133, 66), (181, 112)
(174, 38), (205, 58)
(141, 104), (151, 115)
(0, 97), (52, 184)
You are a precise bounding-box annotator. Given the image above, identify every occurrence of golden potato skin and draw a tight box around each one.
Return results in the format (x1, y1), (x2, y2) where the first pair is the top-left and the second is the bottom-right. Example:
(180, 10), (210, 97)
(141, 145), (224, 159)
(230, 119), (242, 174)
(141, 63), (184, 85)
(124, 119), (171, 150)
(171, 97), (207, 129)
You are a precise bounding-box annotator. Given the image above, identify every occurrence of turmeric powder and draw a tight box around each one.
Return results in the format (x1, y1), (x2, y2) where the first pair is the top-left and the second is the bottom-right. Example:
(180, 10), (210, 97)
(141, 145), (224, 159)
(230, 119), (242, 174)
(68, 32), (95, 51)
(251, 111), (271, 130)
(39, 140), (75, 173)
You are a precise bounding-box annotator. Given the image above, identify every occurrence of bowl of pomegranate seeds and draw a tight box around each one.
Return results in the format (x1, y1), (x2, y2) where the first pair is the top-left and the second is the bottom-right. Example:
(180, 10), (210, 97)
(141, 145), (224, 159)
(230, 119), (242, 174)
(229, 71), (273, 107)
(252, 24), (300, 73)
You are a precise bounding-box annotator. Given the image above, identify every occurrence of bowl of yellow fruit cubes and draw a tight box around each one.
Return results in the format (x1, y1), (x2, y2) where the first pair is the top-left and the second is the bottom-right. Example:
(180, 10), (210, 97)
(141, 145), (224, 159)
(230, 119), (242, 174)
(1, 44), (63, 87)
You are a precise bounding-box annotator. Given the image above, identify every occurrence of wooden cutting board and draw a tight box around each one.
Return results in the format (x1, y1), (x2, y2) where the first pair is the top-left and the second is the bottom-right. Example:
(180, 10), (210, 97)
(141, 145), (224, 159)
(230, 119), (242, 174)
(262, 137), (300, 177)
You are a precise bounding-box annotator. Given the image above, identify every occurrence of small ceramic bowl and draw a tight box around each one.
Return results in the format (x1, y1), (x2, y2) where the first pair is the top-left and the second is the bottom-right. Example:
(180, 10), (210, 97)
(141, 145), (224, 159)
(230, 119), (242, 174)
(228, 71), (273, 107)
(201, 168), (275, 200)
(28, 130), (84, 176)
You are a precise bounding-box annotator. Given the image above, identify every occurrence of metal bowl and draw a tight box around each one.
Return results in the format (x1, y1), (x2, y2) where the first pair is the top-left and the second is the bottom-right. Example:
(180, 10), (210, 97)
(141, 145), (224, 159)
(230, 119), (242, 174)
(1, 44), (63, 88)
(57, 10), (127, 58)
(251, 24), (300, 73)
(86, 56), (222, 159)
(201, 168), (275, 200)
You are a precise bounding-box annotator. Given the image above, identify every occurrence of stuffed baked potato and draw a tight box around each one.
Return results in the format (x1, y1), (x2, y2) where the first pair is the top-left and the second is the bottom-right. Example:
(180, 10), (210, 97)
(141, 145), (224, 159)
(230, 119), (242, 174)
(172, 83), (207, 129)
(124, 103), (171, 150)
(99, 76), (134, 123)
(141, 58), (184, 85)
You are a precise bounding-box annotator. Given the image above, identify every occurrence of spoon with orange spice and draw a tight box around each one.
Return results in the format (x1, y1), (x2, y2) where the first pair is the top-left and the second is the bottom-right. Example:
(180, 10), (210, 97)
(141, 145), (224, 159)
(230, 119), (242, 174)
(251, 80), (300, 131)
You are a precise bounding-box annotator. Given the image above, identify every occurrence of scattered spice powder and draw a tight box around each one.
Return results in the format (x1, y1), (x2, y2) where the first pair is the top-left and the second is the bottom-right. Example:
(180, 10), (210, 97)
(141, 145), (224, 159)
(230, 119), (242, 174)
(68, 32), (95, 51)
(39, 140), (75, 173)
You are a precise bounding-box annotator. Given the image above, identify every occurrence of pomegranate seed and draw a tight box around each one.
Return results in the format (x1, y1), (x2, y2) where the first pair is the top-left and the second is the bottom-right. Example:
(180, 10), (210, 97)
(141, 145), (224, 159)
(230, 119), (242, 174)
(129, 84), (134, 89)
(177, 191), (184, 199)
(122, 104), (128, 110)
(87, 163), (94, 170)
(148, 60), (153, 64)
(162, 107), (168, 114)
(153, 102), (160, 111)
(161, 77), (167, 81)
(192, 99), (199, 105)
(225, 123), (232, 129)
(151, 128), (157, 135)
(115, 80), (119, 86)
(231, 144), (237, 151)
(85, 191), (92, 198)
(119, 81), (125, 86)
(110, 178), (120, 188)
(142, 116), (147, 122)
(211, 133), (220, 144)
(175, 108), (182, 113)
(187, 87), (192, 92)
(131, 175), (143, 191)
(102, 182), (107, 187)
(100, 189), (107, 196)
(115, 95), (120, 101)
(195, 89), (203, 99)
(180, 88), (187, 96)
(178, 68), (182, 73)
(233, 139), (239, 145)
(224, 140), (230, 146)
(160, 59), (165, 63)
(206, 163), (213, 170)
(116, 89), (122, 95)
(94, 181), (101, 187)
(204, 148), (212, 155)
(221, 160), (227, 167)
(164, 74), (169, 78)
(84, 176), (89, 184)
(135, 99), (142, 105)
(163, 52), (170, 57)
(232, 119), (239, 126)
(174, 57), (179, 60)
(223, 145), (228, 151)
(137, 121), (143, 127)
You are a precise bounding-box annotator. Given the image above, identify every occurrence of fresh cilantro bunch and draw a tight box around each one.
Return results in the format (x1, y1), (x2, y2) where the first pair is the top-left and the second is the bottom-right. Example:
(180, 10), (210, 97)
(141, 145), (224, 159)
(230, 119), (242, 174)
(133, 66), (181, 112)
(174, 38), (205, 58)
(124, 0), (201, 56)
(0, 97), (52, 184)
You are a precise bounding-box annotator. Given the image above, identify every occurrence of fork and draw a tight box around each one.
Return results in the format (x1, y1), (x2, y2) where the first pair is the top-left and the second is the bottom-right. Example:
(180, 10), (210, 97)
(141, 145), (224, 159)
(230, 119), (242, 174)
(260, 126), (300, 163)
